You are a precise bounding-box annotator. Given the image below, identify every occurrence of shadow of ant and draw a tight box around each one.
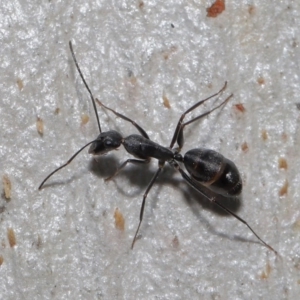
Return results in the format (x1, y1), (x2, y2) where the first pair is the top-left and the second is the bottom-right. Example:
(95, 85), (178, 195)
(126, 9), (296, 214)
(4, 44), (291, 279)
(89, 155), (241, 213)
(87, 155), (261, 246)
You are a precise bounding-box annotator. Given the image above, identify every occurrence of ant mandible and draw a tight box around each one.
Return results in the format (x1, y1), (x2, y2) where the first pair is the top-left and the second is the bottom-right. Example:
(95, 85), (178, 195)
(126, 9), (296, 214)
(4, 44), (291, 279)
(39, 41), (277, 254)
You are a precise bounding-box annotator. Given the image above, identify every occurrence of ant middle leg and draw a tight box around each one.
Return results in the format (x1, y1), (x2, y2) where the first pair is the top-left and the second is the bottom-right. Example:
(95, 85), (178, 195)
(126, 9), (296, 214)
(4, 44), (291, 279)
(131, 160), (165, 249)
(105, 158), (150, 181)
(170, 82), (229, 149)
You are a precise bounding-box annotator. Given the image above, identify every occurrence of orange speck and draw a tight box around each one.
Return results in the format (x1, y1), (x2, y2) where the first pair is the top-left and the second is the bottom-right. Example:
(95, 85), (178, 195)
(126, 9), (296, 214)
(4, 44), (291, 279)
(279, 180), (288, 196)
(278, 158), (288, 170)
(260, 261), (271, 279)
(36, 117), (44, 136)
(81, 114), (89, 125)
(241, 142), (249, 152)
(257, 77), (265, 85)
(261, 130), (268, 141)
(17, 78), (24, 90)
(114, 208), (125, 231)
(248, 5), (255, 15)
(2, 175), (11, 200)
(207, 0), (225, 18)
(163, 94), (171, 109)
(235, 103), (246, 113)
(7, 228), (16, 248)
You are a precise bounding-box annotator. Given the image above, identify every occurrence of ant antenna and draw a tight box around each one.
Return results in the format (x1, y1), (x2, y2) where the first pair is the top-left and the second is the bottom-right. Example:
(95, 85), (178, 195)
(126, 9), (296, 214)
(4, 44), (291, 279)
(38, 140), (97, 190)
(69, 41), (102, 133)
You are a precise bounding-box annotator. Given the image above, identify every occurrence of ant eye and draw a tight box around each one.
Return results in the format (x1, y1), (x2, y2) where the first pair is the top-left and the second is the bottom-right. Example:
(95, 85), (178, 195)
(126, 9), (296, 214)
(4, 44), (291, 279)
(105, 140), (112, 146)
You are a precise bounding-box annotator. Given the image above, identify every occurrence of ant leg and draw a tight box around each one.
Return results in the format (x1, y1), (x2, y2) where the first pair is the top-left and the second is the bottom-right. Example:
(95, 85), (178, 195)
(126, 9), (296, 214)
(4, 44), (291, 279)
(38, 139), (97, 190)
(105, 158), (150, 181)
(176, 94), (233, 149)
(131, 161), (165, 249)
(170, 82), (228, 149)
(96, 98), (150, 139)
(171, 162), (278, 255)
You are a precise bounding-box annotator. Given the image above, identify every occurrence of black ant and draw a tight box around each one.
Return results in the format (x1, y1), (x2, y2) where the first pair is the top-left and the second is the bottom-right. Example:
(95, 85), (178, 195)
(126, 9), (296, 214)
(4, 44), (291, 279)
(39, 41), (277, 254)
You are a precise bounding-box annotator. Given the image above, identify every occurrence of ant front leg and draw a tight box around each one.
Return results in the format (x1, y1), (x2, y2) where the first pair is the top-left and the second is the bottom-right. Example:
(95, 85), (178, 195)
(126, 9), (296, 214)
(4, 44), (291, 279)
(95, 98), (150, 139)
(105, 158), (150, 181)
(170, 82), (230, 149)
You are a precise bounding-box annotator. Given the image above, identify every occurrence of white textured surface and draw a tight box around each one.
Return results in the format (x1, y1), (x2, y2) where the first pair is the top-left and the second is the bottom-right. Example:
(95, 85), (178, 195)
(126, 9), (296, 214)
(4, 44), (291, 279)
(1, 1), (300, 299)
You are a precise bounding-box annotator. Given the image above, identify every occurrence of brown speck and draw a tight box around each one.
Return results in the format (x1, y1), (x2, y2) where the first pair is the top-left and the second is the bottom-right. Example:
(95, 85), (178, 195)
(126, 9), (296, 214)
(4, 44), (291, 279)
(293, 219), (300, 232)
(278, 158), (288, 170)
(81, 114), (89, 125)
(36, 117), (44, 136)
(260, 261), (271, 279)
(16, 78), (24, 90)
(162, 94), (171, 109)
(261, 130), (268, 141)
(248, 5), (255, 14)
(206, 0), (225, 18)
(138, 1), (144, 9)
(0, 255), (3, 266)
(292, 39), (297, 48)
(241, 142), (249, 152)
(162, 46), (177, 60)
(2, 175), (11, 200)
(54, 108), (60, 115)
(129, 75), (137, 85)
(36, 235), (42, 248)
(114, 208), (125, 231)
(171, 235), (180, 248)
(257, 77), (265, 85)
(234, 103), (246, 113)
(298, 279), (300, 285)
(279, 180), (288, 196)
(7, 228), (16, 248)
(281, 133), (288, 141)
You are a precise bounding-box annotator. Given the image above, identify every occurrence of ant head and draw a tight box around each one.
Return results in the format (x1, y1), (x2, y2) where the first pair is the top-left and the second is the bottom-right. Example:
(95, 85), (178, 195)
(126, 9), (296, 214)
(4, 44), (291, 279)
(89, 130), (123, 155)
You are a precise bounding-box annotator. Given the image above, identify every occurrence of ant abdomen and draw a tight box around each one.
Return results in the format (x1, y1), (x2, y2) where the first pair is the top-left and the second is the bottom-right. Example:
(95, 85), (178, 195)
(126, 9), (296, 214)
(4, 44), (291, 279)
(183, 149), (242, 196)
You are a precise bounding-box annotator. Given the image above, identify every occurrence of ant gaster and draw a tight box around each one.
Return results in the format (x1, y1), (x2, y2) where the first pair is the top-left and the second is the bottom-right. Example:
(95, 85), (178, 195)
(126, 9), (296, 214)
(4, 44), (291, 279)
(39, 41), (277, 254)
